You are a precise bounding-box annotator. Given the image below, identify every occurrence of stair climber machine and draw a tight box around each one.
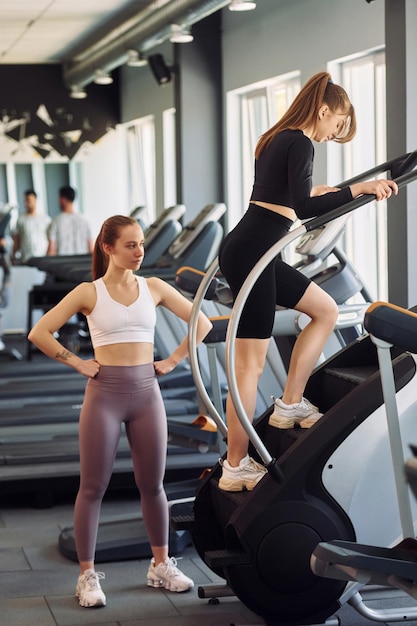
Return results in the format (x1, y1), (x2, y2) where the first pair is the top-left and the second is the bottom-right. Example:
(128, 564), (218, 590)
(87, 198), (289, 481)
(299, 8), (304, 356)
(170, 150), (417, 626)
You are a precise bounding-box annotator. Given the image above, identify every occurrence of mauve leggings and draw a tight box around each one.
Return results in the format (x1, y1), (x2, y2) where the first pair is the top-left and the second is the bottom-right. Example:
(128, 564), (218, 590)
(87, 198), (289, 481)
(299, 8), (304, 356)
(74, 363), (168, 562)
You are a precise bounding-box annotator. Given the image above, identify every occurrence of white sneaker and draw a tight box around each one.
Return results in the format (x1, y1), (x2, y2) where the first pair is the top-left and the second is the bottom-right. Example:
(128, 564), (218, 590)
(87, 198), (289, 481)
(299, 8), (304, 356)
(218, 454), (267, 491)
(269, 396), (323, 429)
(75, 569), (106, 607)
(147, 557), (194, 592)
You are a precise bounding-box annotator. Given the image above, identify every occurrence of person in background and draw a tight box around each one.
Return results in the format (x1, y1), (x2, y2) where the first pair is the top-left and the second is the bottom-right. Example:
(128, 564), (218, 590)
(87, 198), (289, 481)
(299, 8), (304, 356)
(12, 189), (51, 264)
(217, 71), (398, 492)
(47, 185), (94, 256)
(28, 214), (212, 608)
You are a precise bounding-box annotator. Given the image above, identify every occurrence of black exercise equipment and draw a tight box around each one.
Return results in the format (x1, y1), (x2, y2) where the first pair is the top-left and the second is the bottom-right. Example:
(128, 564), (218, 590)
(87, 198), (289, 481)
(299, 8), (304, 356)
(170, 152), (417, 626)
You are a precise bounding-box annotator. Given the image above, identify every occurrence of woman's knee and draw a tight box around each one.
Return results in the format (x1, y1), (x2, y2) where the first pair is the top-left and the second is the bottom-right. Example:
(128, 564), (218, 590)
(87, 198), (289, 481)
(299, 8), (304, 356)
(297, 284), (339, 327)
(78, 480), (108, 503)
(322, 296), (339, 326)
(235, 338), (269, 378)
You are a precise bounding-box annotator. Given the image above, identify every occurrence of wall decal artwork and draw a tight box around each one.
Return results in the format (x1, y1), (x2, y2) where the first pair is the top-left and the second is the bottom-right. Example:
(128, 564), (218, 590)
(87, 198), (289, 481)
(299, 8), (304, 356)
(0, 65), (120, 160)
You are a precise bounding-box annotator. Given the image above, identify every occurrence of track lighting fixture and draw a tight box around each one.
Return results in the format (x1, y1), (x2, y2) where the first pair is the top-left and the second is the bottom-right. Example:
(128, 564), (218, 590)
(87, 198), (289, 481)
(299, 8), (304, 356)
(93, 69), (113, 85)
(229, 0), (257, 10)
(169, 24), (194, 43)
(148, 53), (172, 85)
(126, 49), (148, 67)
(69, 85), (87, 99)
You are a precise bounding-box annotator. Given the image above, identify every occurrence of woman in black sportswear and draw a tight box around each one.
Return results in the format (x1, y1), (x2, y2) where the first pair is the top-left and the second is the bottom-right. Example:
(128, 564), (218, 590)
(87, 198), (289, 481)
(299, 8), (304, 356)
(218, 71), (398, 492)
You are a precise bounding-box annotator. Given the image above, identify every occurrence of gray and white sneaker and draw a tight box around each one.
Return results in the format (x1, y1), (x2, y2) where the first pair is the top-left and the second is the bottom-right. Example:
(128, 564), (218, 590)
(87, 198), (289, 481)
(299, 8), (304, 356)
(269, 396), (323, 429)
(218, 454), (267, 491)
(75, 569), (106, 607)
(147, 557), (194, 592)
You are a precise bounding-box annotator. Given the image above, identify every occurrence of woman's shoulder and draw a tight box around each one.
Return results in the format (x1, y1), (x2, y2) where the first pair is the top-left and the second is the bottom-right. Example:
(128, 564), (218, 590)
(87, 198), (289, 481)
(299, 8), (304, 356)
(267, 129), (312, 155)
(278, 128), (311, 146)
(143, 275), (176, 303)
(73, 281), (97, 297)
(143, 275), (165, 291)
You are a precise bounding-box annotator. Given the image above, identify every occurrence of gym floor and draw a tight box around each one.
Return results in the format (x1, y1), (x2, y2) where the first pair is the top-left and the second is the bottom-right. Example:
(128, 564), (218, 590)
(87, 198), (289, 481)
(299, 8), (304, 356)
(3, 490), (417, 626)
(2, 335), (417, 625)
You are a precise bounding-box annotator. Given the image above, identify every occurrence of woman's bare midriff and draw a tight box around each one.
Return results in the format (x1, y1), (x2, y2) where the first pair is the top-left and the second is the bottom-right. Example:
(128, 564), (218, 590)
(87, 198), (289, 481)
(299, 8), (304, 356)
(251, 200), (296, 223)
(94, 342), (155, 366)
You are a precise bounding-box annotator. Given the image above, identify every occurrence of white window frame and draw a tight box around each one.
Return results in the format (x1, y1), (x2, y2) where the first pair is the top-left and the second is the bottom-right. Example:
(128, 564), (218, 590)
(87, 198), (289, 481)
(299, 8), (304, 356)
(162, 107), (177, 208)
(226, 71), (300, 229)
(125, 115), (156, 223)
(329, 48), (386, 300)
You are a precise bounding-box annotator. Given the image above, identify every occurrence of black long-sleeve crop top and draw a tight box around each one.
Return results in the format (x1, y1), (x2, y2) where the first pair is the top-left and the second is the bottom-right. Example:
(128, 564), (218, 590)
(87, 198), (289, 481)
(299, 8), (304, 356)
(250, 129), (353, 220)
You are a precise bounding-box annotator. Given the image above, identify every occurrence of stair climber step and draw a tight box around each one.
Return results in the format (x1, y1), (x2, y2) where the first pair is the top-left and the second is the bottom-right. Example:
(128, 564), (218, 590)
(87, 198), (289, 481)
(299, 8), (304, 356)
(205, 548), (250, 568)
(170, 501), (195, 530)
(322, 364), (379, 408)
(324, 365), (378, 384)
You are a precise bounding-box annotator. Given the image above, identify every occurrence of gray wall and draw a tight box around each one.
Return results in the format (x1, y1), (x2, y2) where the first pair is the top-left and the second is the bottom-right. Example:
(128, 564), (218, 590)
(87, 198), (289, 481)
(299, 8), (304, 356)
(121, 41), (175, 215)
(174, 13), (223, 217)
(121, 15), (223, 222)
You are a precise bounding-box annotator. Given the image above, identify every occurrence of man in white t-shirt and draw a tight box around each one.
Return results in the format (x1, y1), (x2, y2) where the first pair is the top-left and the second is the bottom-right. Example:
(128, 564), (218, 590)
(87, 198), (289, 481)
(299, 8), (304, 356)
(12, 189), (51, 264)
(47, 186), (94, 256)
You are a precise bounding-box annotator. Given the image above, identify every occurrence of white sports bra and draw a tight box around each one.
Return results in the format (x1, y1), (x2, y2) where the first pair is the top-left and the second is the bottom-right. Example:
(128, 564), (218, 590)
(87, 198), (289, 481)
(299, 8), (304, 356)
(87, 276), (156, 348)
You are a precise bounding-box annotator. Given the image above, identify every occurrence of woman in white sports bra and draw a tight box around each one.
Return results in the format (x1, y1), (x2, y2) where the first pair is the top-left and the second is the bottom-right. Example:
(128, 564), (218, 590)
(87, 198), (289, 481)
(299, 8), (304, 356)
(28, 215), (212, 608)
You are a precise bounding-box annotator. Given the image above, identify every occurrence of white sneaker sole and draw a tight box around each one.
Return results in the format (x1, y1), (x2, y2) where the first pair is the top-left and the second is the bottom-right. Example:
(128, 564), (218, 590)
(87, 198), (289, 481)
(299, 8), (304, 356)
(269, 413), (322, 429)
(75, 592), (106, 607)
(147, 577), (193, 592)
(218, 477), (260, 491)
(268, 414), (295, 429)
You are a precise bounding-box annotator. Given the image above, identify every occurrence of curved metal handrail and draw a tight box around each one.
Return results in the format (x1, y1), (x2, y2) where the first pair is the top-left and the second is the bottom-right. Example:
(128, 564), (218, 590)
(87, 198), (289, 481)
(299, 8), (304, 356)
(187, 257), (228, 440)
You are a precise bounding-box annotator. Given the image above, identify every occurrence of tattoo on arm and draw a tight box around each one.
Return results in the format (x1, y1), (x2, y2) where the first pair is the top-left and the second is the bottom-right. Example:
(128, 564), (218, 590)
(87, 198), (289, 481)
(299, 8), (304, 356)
(55, 350), (73, 361)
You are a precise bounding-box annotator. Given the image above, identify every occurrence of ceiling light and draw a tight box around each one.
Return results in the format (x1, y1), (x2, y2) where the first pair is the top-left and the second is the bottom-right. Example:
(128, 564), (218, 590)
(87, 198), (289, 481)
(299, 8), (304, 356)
(126, 49), (148, 67)
(169, 24), (194, 43)
(69, 85), (87, 99)
(229, 0), (257, 10)
(93, 69), (113, 85)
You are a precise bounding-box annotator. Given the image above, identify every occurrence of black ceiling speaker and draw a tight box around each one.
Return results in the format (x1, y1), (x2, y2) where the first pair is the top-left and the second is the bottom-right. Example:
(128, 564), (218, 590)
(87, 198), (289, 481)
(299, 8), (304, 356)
(148, 53), (172, 85)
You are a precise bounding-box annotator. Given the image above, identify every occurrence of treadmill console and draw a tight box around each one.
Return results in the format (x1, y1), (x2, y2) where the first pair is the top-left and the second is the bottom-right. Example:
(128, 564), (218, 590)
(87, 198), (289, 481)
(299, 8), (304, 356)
(144, 204), (186, 247)
(296, 214), (350, 258)
(168, 203), (226, 260)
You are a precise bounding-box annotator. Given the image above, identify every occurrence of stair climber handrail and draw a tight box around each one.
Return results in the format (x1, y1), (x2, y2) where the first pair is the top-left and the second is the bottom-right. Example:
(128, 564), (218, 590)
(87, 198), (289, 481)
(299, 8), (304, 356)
(224, 158), (417, 475)
(187, 257), (228, 440)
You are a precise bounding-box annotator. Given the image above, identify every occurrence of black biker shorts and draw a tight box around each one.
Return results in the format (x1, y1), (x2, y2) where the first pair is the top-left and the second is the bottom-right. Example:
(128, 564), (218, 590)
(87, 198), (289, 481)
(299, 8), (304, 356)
(218, 204), (311, 339)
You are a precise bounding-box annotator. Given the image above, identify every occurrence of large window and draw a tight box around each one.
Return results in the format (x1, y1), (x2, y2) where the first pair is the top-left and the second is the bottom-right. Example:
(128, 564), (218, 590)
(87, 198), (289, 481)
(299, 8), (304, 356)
(125, 116), (156, 223)
(329, 50), (386, 299)
(227, 54), (387, 300)
(226, 72), (300, 229)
